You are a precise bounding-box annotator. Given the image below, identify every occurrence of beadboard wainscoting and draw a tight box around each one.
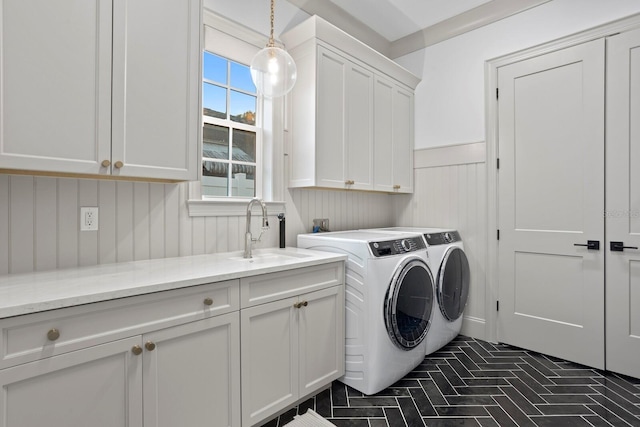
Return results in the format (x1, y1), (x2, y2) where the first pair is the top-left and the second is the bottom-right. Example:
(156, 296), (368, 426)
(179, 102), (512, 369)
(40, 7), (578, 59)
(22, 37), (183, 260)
(0, 175), (394, 275)
(395, 142), (488, 341)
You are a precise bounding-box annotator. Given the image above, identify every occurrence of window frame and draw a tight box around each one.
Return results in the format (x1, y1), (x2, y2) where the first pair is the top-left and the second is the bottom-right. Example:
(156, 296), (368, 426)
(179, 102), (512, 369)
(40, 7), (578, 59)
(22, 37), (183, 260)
(188, 11), (286, 217)
(202, 51), (260, 198)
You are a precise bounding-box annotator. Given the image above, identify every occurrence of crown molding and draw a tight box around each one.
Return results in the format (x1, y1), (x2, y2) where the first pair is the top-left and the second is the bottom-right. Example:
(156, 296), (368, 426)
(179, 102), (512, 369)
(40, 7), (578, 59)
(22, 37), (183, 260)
(389, 0), (552, 59)
(285, 0), (392, 56)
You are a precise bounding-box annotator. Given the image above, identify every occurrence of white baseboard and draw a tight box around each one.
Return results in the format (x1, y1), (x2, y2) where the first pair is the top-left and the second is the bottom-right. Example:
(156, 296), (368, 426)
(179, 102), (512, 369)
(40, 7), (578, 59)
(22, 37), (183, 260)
(460, 315), (486, 341)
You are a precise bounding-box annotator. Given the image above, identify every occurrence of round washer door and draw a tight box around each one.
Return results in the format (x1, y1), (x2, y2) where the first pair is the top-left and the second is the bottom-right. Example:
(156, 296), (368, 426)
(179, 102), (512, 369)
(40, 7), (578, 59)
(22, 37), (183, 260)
(384, 258), (434, 350)
(437, 246), (470, 321)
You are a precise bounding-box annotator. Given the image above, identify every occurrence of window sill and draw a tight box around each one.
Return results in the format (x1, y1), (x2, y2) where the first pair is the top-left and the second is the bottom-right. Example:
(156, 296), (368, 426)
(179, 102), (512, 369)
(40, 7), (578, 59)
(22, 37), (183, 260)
(187, 198), (286, 217)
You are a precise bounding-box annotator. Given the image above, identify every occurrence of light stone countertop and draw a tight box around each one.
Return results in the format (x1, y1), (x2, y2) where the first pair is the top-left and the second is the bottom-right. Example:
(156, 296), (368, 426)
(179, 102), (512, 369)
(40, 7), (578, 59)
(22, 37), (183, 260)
(0, 247), (346, 319)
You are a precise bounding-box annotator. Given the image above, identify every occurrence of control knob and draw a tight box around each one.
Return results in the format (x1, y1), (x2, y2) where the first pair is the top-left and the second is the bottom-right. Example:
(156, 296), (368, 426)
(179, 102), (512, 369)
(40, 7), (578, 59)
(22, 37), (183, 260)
(401, 239), (411, 252)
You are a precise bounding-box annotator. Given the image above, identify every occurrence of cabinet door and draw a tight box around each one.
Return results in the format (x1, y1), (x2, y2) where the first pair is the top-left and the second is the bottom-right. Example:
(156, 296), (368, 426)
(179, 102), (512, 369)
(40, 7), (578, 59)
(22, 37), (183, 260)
(316, 46), (347, 188)
(241, 297), (298, 427)
(0, 0), (112, 175)
(111, 0), (200, 180)
(345, 63), (374, 191)
(0, 337), (142, 427)
(373, 77), (395, 192)
(298, 286), (345, 397)
(142, 312), (240, 427)
(392, 85), (414, 193)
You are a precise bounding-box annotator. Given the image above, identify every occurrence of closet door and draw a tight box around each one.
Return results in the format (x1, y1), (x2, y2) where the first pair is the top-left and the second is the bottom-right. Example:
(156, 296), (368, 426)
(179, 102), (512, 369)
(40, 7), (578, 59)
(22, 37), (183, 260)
(497, 39), (605, 368)
(606, 28), (640, 379)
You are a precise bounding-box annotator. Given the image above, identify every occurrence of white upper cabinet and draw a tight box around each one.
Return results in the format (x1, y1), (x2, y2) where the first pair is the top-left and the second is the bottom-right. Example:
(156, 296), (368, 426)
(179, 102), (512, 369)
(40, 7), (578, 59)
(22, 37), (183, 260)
(0, 0), (113, 176)
(0, 0), (201, 181)
(283, 16), (419, 193)
(111, 0), (200, 180)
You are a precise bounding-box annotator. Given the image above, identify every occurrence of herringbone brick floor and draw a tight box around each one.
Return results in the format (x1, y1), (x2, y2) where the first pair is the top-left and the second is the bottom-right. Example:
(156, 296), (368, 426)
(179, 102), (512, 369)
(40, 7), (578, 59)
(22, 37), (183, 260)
(260, 336), (640, 427)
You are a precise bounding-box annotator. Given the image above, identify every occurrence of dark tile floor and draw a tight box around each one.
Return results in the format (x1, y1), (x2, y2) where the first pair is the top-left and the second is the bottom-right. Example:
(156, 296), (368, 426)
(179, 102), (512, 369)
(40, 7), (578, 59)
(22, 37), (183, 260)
(259, 336), (640, 427)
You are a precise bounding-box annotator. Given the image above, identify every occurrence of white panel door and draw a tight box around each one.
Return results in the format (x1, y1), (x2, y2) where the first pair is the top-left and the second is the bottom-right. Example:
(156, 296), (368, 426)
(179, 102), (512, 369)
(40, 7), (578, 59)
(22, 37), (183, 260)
(0, 337), (142, 427)
(143, 313), (240, 427)
(373, 77), (394, 192)
(0, 0), (112, 174)
(497, 39), (605, 368)
(316, 46), (347, 188)
(606, 28), (640, 379)
(241, 297), (298, 427)
(392, 85), (414, 193)
(345, 62), (374, 191)
(298, 286), (345, 397)
(111, 0), (200, 180)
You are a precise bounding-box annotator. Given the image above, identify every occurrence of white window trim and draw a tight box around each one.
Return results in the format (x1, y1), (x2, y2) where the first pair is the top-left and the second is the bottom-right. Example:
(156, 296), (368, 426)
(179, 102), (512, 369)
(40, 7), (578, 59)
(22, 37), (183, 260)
(188, 10), (287, 217)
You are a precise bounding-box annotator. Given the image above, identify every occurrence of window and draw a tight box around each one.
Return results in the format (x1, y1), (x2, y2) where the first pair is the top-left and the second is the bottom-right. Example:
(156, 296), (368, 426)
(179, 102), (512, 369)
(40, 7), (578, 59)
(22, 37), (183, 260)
(202, 52), (259, 198)
(188, 13), (286, 217)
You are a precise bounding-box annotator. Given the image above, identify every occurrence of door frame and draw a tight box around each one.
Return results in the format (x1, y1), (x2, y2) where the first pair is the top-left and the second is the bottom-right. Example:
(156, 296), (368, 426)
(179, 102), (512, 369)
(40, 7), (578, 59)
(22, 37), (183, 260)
(484, 12), (640, 344)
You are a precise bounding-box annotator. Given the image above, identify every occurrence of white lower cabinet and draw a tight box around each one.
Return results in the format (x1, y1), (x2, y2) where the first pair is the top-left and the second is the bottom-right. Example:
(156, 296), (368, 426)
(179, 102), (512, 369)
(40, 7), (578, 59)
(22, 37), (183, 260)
(0, 337), (143, 427)
(0, 262), (345, 427)
(241, 286), (345, 427)
(143, 313), (240, 427)
(0, 281), (240, 427)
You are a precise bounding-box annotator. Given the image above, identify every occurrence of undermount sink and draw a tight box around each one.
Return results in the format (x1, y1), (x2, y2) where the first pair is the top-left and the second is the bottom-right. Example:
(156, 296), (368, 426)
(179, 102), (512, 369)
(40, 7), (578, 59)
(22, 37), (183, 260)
(228, 248), (313, 264)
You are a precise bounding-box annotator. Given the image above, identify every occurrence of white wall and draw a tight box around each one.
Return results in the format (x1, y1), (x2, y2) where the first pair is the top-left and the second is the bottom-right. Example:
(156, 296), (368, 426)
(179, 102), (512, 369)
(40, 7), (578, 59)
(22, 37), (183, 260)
(396, 0), (640, 149)
(0, 176), (393, 275)
(395, 143), (488, 339)
(393, 0), (640, 341)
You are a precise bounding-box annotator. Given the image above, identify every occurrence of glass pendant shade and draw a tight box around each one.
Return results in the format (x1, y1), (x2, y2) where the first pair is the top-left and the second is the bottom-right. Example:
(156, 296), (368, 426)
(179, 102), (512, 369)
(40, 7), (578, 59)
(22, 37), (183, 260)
(250, 46), (297, 98)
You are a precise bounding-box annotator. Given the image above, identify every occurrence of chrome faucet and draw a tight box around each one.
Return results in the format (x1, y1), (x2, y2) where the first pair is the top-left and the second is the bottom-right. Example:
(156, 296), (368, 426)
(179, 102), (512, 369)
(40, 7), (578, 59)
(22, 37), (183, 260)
(244, 198), (269, 258)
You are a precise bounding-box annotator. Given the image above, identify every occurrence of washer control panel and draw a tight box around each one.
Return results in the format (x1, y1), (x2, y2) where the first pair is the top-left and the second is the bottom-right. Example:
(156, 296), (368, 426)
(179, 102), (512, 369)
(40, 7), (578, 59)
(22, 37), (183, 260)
(424, 231), (461, 246)
(369, 237), (426, 257)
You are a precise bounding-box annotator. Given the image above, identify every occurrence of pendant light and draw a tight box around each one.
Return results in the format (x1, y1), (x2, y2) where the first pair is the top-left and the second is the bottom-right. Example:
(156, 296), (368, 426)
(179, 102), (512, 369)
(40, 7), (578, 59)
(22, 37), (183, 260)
(250, 0), (297, 98)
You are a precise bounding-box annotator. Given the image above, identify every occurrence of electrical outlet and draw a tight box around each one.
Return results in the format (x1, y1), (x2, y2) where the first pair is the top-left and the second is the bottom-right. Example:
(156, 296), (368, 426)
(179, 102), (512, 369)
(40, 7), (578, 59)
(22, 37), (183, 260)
(80, 207), (99, 231)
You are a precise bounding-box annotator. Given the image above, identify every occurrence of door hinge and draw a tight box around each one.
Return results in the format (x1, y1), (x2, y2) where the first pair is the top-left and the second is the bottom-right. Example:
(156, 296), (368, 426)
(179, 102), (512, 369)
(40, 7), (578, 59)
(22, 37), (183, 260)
(497, 158), (500, 169)
(496, 88), (499, 99)
(497, 229), (500, 240)
(496, 301), (499, 311)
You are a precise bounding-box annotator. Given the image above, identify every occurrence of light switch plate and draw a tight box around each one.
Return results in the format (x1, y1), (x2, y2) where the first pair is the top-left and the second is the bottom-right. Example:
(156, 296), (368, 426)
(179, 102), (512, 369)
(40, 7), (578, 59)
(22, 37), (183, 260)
(80, 207), (99, 231)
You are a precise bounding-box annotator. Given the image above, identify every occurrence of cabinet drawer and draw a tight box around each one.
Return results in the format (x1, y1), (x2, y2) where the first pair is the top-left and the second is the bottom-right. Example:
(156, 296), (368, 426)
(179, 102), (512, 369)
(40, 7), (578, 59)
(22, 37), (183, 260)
(0, 280), (239, 369)
(241, 262), (344, 308)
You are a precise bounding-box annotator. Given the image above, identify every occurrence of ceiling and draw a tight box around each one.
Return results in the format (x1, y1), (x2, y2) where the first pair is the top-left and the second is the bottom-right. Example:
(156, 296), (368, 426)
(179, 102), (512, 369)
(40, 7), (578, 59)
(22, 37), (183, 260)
(327, 0), (494, 42)
(286, 0), (552, 58)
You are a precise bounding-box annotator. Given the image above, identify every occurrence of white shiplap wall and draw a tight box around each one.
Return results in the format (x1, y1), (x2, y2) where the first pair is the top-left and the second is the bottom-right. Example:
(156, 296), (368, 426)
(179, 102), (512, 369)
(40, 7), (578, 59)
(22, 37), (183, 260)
(395, 142), (488, 341)
(0, 175), (393, 275)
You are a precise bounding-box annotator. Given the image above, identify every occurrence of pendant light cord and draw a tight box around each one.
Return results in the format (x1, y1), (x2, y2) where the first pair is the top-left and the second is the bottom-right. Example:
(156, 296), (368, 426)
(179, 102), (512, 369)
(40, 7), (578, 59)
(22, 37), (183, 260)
(268, 0), (276, 47)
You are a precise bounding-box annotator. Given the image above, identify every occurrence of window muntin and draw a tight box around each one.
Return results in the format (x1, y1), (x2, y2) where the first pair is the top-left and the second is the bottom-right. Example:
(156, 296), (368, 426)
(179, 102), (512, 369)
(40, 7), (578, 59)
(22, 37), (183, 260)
(202, 51), (258, 198)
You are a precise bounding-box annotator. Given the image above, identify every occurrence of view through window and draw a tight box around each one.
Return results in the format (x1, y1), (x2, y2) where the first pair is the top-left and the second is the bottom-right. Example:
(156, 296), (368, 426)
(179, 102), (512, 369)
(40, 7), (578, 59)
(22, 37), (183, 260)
(202, 51), (258, 197)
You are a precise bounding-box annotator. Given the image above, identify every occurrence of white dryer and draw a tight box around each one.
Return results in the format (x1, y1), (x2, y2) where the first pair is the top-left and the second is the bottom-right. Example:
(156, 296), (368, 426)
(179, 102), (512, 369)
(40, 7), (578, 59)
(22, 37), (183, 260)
(297, 230), (434, 395)
(363, 227), (470, 355)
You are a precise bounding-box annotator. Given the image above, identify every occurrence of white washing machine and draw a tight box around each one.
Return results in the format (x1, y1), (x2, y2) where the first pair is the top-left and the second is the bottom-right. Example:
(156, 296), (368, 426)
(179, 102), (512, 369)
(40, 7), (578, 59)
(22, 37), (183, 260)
(363, 227), (471, 355)
(297, 230), (434, 395)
